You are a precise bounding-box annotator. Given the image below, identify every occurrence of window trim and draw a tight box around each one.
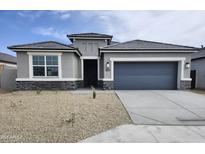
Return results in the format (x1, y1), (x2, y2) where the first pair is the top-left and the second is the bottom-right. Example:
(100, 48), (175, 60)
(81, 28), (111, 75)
(32, 55), (45, 77)
(28, 52), (62, 79)
(32, 55), (58, 77)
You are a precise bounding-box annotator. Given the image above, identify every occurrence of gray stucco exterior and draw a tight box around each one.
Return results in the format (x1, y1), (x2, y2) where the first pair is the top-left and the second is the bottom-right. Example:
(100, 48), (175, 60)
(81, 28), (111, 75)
(72, 39), (107, 56)
(61, 52), (81, 78)
(17, 52), (29, 78)
(191, 58), (205, 89)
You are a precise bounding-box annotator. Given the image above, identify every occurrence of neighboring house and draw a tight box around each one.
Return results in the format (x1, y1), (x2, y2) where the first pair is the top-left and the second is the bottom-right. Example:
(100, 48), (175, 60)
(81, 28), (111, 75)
(0, 52), (17, 90)
(0, 52), (16, 66)
(191, 48), (205, 89)
(8, 33), (197, 90)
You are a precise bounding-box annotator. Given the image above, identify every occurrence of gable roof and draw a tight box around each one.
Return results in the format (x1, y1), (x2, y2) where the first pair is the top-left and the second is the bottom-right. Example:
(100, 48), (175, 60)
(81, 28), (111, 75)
(0, 52), (16, 64)
(100, 39), (195, 51)
(68, 32), (113, 38)
(67, 33), (113, 42)
(8, 41), (76, 50)
(8, 41), (82, 56)
(191, 48), (205, 60)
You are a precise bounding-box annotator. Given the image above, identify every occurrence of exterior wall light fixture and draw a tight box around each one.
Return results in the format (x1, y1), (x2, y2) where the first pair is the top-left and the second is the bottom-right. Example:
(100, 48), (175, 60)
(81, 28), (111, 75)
(106, 61), (110, 71)
(185, 62), (190, 69)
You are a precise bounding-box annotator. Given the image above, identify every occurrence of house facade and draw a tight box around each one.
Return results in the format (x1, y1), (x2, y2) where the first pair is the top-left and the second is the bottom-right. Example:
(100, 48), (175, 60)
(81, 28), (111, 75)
(8, 33), (196, 90)
(191, 48), (205, 89)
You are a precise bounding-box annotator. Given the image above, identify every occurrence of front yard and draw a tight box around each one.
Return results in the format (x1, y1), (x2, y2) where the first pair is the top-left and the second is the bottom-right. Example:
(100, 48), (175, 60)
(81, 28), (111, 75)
(191, 89), (205, 95)
(0, 90), (131, 142)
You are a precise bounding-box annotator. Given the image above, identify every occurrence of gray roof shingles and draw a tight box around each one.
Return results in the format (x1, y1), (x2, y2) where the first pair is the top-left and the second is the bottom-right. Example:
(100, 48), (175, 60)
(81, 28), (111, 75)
(0, 52), (16, 64)
(101, 39), (195, 50)
(8, 41), (82, 56)
(110, 41), (119, 45)
(67, 33), (113, 38)
(191, 48), (205, 60)
(8, 41), (76, 50)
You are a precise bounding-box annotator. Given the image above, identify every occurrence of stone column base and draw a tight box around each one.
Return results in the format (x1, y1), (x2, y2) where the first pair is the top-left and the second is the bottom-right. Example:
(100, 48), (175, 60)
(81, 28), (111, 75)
(102, 81), (114, 90)
(180, 81), (191, 90)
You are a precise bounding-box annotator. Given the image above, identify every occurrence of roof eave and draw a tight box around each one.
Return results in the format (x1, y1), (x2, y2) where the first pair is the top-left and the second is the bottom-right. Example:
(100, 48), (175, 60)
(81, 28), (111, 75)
(100, 48), (197, 52)
(67, 35), (113, 43)
(8, 47), (82, 57)
(8, 47), (77, 50)
(0, 60), (17, 64)
(191, 57), (205, 61)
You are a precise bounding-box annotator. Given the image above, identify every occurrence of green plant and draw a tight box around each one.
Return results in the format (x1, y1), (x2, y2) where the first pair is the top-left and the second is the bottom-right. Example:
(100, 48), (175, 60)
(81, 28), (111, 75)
(91, 86), (96, 99)
(71, 113), (75, 127)
(10, 101), (16, 108)
(36, 89), (42, 95)
(8, 89), (14, 93)
(65, 113), (75, 127)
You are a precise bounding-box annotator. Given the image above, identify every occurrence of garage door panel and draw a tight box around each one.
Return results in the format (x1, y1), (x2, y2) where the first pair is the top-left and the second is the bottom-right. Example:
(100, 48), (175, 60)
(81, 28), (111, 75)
(114, 62), (177, 90)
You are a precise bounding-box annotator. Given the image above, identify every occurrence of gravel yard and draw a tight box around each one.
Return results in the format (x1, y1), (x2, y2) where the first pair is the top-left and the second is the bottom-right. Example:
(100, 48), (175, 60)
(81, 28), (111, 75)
(191, 89), (205, 95)
(0, 90), (131, 143)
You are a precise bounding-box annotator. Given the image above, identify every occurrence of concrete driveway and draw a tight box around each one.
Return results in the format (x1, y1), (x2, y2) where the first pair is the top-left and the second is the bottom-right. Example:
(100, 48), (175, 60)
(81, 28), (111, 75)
(115, 91), (205, 125)
(81, 124), (205, 143)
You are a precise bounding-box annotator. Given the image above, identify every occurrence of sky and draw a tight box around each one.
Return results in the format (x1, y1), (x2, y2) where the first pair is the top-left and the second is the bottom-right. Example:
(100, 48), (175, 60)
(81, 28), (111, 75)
(1, 10), (205, 56)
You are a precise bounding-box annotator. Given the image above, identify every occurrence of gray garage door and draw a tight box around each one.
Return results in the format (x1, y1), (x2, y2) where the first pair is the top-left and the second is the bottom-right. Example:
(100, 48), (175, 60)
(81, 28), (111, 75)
(114, 62), (177, 90)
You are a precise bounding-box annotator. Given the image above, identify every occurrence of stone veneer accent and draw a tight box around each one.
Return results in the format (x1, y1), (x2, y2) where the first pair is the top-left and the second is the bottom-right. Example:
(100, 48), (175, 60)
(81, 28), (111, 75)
(16, 81), (83, 90)
(102, 81), (191, 90)
(180, 81), (191, 90)
(16, 80), (191, 90)
(102, 81), (114, 90)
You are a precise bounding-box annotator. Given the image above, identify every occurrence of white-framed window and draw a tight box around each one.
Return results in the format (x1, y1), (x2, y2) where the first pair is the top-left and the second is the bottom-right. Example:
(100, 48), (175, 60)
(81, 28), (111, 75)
(32, 55), (59, 77)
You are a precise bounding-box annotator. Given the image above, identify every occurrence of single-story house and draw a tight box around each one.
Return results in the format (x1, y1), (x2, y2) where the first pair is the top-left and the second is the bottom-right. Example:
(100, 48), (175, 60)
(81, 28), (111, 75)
(8, 33), (197, 90)
(191, 48), (205, 89)
(0, 52), (17, 90)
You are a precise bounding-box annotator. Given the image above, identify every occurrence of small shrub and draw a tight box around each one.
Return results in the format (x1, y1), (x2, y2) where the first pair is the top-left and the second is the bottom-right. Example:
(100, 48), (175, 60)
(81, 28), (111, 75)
(71, 113), (75, 127)
(10, 101), (16, 108)
(65, 113), (75, 127)
(91, 86), (96, 99)
(8, 89), (14, 93)
(36, 89), (42, 95)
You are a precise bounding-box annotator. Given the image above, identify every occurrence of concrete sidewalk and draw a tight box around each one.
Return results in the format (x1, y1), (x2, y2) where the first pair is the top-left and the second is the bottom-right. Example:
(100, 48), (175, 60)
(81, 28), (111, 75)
(81, 124), (205, 143)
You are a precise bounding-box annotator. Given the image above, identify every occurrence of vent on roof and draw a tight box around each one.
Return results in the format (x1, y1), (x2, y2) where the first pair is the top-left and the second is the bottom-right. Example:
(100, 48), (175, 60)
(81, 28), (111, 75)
(201, 45), (204, 48)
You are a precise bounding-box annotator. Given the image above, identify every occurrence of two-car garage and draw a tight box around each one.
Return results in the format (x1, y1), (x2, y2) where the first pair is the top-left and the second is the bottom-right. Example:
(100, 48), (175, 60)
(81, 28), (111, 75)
(100, 39), (194, 90)
(114, 62), (178, 90)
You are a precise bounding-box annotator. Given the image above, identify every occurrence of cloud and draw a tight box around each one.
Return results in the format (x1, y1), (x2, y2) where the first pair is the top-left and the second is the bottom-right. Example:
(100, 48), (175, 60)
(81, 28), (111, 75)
(60, 13), (71, 20)
(80, 11), (205, 47)
(21, 11), (205, 47)
(52, 11), (71, 20)
(17, 10), (71, 21)
(17, 11), (44, 20)
(32, 27), (67, 41)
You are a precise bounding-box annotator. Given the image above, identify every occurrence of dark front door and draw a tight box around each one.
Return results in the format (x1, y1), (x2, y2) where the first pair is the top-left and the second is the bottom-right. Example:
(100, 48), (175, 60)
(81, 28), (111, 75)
(84, 59), (98, 87)
(191, 70), (196, 89)
(114, 62), (178, 90)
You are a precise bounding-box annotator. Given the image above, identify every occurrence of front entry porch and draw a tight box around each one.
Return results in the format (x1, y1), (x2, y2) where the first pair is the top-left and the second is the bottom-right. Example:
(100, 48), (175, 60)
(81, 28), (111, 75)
(83, 59), (98, 88)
